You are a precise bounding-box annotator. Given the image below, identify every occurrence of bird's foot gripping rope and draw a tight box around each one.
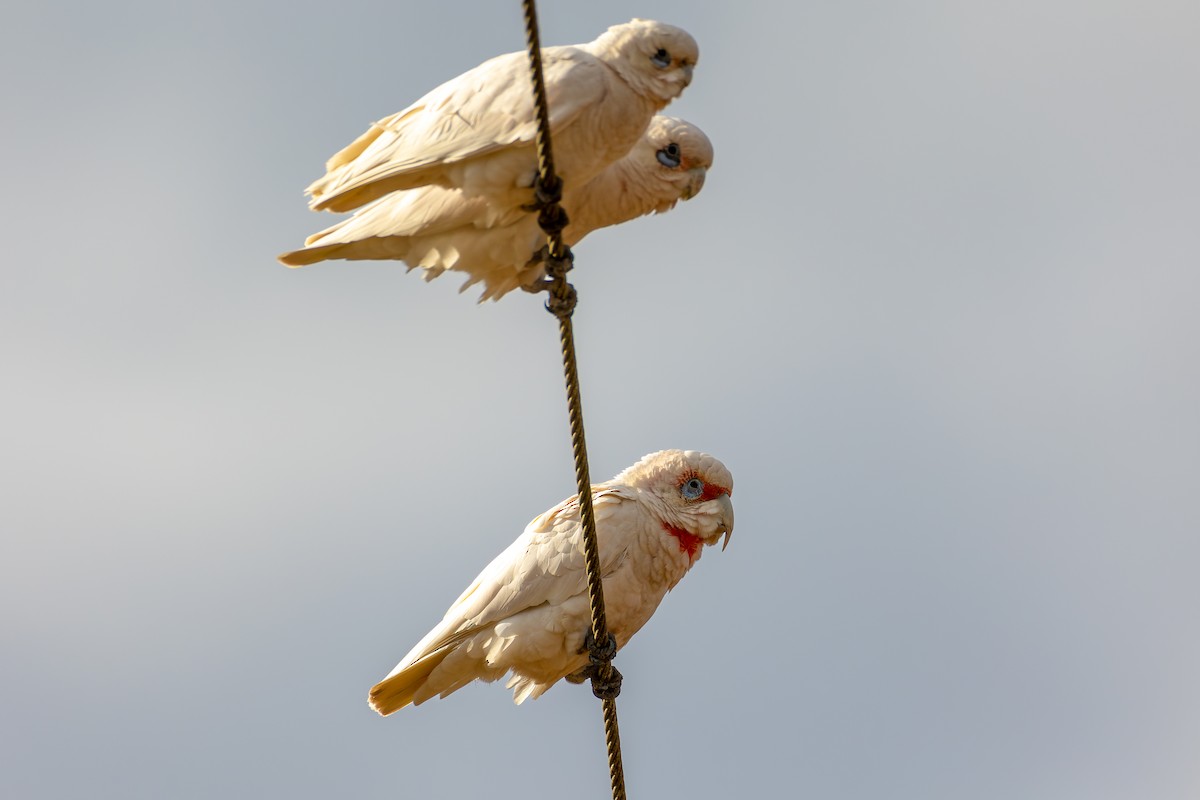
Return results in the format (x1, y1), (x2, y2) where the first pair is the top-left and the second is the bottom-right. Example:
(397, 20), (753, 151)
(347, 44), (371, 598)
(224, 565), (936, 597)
(520, 243), (577, 317)
(518, 173), (576, 317)
(531, 179), (569, 239)
(520, 174), (568, 224)
(566, 632), (623, 700)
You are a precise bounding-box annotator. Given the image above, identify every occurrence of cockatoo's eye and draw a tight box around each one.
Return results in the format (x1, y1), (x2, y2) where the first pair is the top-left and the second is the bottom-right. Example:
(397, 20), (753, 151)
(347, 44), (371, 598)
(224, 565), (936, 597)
(680, 477), (704, 500)
(656, 143), (681, 168)
(651, 48), (671, 69)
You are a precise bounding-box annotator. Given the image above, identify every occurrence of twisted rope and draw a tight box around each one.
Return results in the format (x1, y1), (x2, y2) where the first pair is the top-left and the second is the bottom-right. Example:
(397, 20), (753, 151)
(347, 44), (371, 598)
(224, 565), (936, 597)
(521, 2), (626, 798)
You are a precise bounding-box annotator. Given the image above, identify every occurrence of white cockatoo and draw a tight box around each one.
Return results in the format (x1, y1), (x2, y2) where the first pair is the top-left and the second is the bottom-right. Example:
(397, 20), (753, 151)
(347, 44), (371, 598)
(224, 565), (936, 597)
(278, 116), (714, 300)
(369, 449), (734, 715)
(304, 19), (698, 213)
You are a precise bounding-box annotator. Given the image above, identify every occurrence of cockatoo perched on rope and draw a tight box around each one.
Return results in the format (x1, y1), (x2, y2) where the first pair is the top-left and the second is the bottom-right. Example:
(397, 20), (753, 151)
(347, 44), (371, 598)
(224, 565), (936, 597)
(303, 19), (698, 214)
(369, 450), (734, 715)
(278, 116), (714, 300)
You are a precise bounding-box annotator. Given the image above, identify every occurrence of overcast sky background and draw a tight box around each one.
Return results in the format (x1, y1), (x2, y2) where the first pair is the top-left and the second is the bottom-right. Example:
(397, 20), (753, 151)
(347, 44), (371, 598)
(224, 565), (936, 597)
(3, 1), (1198, 798)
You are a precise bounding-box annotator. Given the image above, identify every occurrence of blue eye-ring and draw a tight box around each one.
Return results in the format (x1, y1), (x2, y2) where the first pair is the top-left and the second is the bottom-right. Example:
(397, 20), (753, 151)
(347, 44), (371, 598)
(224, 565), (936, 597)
(681, 478), (704, 500)
(656, 143), (681, 168)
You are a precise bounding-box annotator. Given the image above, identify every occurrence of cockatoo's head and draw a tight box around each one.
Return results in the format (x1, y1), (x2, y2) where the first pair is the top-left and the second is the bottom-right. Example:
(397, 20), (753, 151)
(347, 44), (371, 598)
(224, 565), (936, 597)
(592, 19), (698, 106)
(616, 450), (735, 551)
(636, 116), (714, 212)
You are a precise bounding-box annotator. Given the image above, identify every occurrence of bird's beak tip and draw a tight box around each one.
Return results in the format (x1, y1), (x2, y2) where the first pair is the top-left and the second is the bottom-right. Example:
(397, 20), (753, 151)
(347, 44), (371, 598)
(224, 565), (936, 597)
(715, 494), (734, 551)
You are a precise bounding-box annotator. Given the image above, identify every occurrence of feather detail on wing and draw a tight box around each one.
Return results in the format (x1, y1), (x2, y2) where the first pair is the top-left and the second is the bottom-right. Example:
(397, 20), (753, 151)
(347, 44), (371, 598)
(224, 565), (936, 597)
(278, 186), (526, 270)
(368, 649), (452, 715)
(307, 49), (607, 212)
(405, 486), (633, 662)
(367, 485), (636, 714)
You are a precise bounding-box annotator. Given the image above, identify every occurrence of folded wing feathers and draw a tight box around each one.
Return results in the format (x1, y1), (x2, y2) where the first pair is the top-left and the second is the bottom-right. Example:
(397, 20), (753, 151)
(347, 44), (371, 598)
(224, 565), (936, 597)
(367, 486), (636, 713)
(306, 51), (599, 212)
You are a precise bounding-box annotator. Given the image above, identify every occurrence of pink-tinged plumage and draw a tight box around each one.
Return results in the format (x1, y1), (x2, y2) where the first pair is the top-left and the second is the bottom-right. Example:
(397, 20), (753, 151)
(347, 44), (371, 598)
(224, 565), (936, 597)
(368, 449), (734, 715)
(278, 116), (713, 301)
(300, 19), (698, 214)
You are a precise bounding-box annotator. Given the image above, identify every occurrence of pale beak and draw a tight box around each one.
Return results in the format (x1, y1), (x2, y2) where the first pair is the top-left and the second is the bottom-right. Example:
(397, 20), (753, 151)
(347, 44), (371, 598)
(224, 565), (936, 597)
(680, 63), (694, 87)
(716, 493), (735, 551)
(682, 167), (707, 201)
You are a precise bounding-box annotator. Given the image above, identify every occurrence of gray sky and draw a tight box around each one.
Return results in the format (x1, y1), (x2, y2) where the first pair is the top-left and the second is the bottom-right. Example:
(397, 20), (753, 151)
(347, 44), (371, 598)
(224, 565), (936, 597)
(3, 1), (1199, 798)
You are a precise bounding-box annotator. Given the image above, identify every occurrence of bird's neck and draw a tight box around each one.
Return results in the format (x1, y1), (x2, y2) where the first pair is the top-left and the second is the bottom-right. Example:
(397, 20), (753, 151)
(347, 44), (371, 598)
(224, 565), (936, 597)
(661, 521), (704, 563)
(566, 160), (663, 245)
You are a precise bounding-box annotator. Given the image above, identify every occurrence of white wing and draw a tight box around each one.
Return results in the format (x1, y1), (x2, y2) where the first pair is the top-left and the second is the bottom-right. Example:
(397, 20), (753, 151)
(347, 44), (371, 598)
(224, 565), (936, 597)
(387, 485), (638, 677)
(307, 47), (609, 211)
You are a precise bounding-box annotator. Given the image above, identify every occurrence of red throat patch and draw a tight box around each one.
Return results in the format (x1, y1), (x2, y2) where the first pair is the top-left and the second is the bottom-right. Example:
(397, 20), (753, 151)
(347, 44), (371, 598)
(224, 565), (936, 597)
(663, 522), (703, 560)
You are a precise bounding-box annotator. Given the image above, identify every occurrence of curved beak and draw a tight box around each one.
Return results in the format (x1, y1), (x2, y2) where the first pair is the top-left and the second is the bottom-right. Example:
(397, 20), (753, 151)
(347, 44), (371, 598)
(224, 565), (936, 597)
(715, 493), (735, 551)
(681, 167), (707, 201)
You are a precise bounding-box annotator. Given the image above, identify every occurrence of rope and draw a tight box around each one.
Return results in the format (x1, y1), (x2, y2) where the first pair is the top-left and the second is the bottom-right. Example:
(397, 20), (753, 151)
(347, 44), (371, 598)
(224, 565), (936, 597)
(520, 2), (627, 798)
